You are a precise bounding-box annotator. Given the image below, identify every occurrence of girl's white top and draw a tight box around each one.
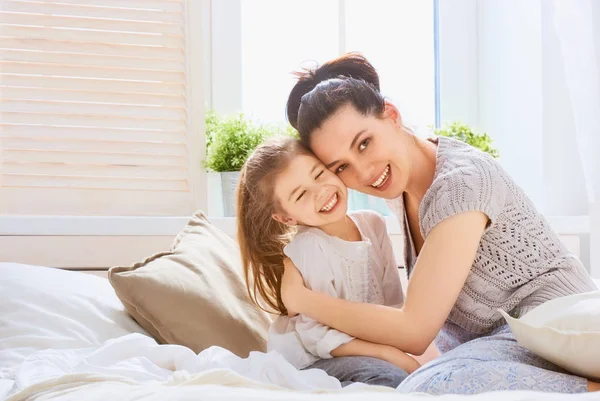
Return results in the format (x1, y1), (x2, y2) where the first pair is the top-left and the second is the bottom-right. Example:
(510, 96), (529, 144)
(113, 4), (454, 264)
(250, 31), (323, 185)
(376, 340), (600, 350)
(267, 210), (404, 369)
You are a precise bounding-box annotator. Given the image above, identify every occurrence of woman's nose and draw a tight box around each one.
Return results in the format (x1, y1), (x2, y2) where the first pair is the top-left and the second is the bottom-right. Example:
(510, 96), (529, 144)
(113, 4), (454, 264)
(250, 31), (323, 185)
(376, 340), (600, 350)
(357, 162), (375, 185)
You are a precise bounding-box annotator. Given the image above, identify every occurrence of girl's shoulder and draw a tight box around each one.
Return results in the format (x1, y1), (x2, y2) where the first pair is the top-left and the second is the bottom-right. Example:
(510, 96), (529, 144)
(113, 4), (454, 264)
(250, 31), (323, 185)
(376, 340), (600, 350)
(283, 227), (330, 264)
(288, 225), (330, 247)
(283, 227), (341, 279)
(348, 209), (387, 236)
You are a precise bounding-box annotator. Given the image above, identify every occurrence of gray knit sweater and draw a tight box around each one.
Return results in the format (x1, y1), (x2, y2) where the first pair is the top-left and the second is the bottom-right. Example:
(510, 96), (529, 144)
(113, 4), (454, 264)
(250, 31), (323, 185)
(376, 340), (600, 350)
(386, 136), (597, 334)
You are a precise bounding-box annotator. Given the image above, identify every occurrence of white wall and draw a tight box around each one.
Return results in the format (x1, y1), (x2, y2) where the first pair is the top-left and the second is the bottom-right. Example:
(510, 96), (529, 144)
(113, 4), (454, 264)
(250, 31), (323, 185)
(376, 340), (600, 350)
(438, 0), (479, 128)
(477, 0), (545, 209)
(211, 0), (243, 114)
(540, 0), (588, 217)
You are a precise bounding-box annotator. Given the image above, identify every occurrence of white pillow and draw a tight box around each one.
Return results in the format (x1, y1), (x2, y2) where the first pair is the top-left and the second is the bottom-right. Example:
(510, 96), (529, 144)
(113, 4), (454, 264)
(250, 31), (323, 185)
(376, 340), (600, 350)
(500, 291), (600, 380)
(0, 263), (147, 379)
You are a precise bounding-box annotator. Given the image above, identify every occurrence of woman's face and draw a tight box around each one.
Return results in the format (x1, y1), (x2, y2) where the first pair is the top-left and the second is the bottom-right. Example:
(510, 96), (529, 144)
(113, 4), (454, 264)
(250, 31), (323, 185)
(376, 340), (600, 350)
(309, 103), (412, 200)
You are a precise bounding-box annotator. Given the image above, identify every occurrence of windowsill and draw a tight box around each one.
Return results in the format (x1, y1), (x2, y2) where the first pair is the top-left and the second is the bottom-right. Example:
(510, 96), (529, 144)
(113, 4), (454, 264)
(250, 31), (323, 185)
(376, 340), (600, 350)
(0, 215), (590, 237)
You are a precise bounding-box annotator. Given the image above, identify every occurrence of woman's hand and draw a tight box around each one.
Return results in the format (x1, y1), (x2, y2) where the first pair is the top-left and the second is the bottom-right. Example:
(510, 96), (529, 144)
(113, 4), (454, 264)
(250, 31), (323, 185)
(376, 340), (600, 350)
(281, 258), (307, 316)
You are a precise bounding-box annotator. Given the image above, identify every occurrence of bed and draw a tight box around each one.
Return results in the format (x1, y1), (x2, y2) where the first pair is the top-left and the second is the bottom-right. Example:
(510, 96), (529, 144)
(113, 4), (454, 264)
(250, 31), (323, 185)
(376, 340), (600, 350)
(1, 263), (599, 401)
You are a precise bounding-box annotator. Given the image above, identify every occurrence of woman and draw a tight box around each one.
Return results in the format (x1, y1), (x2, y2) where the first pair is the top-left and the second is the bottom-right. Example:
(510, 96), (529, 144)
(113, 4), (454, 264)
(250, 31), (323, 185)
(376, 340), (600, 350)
(281, 53), (599, 394)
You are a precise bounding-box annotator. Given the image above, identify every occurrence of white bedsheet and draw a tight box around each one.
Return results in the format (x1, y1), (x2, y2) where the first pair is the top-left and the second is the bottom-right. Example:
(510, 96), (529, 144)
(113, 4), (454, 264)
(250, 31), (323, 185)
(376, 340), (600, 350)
(5, 333), (599, 401)
(2, 265), (598, 400)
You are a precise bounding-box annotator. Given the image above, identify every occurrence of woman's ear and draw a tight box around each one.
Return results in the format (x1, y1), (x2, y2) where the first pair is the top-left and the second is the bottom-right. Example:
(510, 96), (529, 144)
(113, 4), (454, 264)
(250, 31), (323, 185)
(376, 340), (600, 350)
(272, 213), (297, 226)
(383, 101), (403, 127)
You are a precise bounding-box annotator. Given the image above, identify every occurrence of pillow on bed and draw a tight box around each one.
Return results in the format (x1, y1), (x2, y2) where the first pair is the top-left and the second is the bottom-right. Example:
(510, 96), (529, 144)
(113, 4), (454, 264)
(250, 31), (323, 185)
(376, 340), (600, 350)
(501, 290), (600, 380)
(108, 210), (271, 358)
(0, 263), (146, 378)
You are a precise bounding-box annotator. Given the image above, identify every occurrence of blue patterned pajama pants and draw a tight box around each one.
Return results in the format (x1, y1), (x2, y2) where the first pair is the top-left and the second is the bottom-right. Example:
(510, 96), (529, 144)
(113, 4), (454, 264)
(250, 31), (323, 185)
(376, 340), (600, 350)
(397, 323), (589, 394)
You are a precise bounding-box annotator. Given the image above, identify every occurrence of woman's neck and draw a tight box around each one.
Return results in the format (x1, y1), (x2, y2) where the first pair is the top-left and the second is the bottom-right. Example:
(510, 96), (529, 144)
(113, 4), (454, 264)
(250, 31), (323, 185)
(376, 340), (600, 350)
(405, 136), (438, 203)
(318, 215), (361, 242)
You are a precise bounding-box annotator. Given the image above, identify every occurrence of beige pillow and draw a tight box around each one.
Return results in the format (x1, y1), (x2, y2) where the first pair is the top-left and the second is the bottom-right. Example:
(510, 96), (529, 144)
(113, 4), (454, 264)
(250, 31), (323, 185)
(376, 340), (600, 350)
(500, 291), (600, 380)
(109, 211), (271, 358)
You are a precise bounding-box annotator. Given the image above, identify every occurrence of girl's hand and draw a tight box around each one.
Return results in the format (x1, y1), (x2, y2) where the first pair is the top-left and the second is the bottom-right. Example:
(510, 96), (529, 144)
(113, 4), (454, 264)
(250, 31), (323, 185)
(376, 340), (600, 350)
(332, 339), (421, 374)
(378, 345), (421, 374)
(281, 258), (307, 316)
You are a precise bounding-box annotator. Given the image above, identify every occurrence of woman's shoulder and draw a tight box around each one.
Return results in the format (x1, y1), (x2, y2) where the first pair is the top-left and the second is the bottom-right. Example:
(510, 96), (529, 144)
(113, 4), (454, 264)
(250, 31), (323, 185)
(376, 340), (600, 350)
(419, 136), (512, 237)
(428, 136), (511, 191)
(434, 136), (501, 177)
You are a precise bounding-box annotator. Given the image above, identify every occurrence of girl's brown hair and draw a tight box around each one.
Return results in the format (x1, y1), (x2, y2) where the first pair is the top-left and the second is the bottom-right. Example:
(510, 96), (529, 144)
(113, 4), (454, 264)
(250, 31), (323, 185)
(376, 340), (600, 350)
(236, 136), (307, 315)
(286, 52), (385, 149)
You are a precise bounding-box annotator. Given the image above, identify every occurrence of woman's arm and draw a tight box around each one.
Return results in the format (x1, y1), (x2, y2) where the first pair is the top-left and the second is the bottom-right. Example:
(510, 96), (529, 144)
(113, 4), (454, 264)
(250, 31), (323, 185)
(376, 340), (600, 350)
(411, 342), (440, 366)
(331, 339), (420, 374)
(282, 211), (488, 355)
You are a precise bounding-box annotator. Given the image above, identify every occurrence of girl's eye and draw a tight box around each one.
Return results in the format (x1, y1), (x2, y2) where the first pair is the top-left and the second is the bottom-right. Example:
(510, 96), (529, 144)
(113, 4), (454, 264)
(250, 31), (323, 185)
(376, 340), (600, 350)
(359, 138), (370, 151)
(296, 190), (306, 202)
(336, 164), (348, 174)
(315, 170), (324, 179)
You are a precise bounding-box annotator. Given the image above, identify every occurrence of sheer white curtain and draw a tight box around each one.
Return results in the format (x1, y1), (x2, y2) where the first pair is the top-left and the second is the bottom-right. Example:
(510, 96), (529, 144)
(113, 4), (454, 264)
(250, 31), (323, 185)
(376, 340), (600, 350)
(554, 0), (600, 276)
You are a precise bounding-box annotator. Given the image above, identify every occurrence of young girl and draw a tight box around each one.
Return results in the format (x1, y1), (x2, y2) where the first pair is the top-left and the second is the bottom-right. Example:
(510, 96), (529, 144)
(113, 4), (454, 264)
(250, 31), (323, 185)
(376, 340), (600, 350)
(236, 137), (420, 388)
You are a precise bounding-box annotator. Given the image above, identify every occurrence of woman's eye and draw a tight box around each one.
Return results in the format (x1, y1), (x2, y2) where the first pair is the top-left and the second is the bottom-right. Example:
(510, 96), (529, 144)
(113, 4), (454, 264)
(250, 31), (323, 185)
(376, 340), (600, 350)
(359, 138), (370, 151)
(315, 170), (324, 179)
(336, 164), (348, 174)
(296, 190), (306, 202)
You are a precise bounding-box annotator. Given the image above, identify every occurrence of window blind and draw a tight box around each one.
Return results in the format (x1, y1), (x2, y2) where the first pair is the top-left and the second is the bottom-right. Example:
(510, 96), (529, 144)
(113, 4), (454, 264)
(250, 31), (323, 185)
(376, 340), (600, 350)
(0, 0), (204, 216)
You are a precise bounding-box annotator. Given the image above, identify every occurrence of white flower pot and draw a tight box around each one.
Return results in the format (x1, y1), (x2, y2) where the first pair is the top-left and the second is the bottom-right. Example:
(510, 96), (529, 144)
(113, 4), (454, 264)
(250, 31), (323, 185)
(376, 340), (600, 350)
(220, 171), (240, 217)
(207, 172), (224, 217)
(207, 171), (240, 217)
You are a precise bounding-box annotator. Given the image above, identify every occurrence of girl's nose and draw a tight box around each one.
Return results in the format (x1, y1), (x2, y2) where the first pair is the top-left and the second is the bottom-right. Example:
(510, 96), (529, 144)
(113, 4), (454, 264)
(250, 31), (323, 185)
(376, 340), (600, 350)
(312, 183), (329, 201)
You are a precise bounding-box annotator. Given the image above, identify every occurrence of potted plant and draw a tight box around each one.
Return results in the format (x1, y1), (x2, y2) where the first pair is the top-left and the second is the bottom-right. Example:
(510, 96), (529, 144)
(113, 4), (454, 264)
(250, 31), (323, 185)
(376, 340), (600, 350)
(434, 121), (500, 158)
(204, 111), (296, 217)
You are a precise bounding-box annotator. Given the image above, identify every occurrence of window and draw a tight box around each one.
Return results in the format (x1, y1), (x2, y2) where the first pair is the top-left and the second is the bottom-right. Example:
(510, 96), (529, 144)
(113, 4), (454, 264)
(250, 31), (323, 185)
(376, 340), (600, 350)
(216, 0), (438, 215)
(0, 0), (205, 217)
(237, 0), (436, 127)
(240, 0), (340, 124)
(345, 0), (436, 128)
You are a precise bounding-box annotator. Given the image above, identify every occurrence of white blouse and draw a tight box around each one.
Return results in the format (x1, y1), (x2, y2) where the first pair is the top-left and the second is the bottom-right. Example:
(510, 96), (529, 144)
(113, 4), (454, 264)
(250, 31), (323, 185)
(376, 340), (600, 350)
(267, 210), (405, 369)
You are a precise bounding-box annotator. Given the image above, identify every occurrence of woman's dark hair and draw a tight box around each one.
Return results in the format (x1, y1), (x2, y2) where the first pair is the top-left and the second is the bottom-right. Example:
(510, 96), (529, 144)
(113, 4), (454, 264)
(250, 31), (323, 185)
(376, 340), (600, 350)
(286, 52), (386, 149)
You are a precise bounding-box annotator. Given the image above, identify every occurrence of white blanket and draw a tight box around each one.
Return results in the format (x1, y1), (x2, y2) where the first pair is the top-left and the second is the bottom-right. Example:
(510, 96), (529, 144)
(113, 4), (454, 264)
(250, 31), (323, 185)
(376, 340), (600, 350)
(5, 333), (599, 401)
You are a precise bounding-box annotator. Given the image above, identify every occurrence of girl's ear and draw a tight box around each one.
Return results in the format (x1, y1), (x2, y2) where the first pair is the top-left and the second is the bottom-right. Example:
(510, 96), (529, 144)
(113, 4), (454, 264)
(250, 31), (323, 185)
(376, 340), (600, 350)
(272, 213), (297, 226)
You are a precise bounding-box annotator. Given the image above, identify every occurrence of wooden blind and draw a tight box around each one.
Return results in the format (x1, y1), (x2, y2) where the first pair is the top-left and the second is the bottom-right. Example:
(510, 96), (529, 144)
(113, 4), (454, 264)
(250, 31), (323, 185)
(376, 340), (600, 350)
(0, 0), (204, 216)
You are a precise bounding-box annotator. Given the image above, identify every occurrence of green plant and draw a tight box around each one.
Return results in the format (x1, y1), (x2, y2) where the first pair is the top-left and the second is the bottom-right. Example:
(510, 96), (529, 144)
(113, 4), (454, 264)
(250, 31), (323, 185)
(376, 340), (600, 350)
(204, 111), (298, 172)
(434, 121), (499, 158)
(205, 110), (218, 150)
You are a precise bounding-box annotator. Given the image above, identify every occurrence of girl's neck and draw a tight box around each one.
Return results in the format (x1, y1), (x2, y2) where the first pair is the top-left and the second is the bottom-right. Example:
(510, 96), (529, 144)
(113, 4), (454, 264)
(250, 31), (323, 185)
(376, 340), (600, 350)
(318, 214), (361, 242)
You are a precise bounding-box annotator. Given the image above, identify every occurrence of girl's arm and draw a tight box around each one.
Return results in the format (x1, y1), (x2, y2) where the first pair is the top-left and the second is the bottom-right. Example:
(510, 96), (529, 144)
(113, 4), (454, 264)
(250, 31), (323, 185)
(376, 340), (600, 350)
(282, 211), (488, 355)
(331, 339), (420, 374)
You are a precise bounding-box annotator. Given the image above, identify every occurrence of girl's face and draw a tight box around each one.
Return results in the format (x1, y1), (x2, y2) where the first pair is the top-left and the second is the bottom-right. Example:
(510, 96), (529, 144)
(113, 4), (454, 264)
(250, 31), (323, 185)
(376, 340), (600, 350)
(309, 103), (412, 200)
(272, 153), (348, 227)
